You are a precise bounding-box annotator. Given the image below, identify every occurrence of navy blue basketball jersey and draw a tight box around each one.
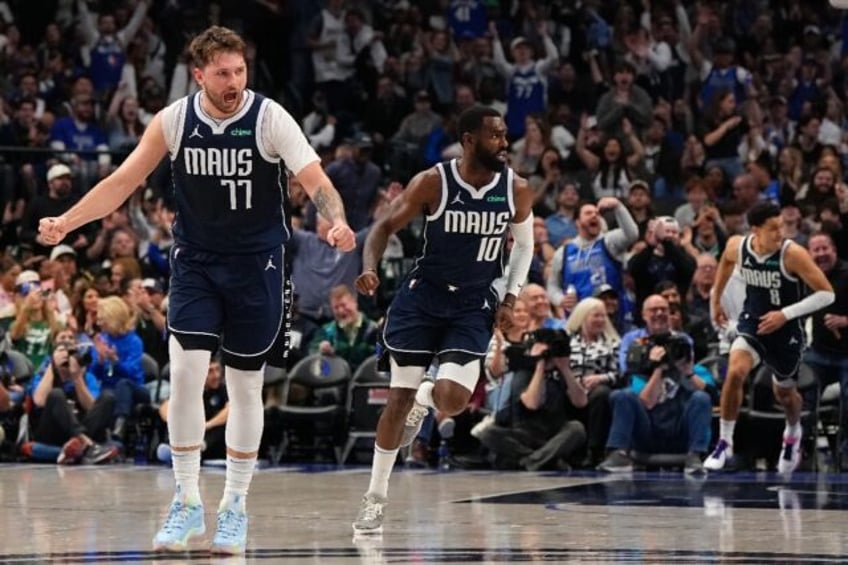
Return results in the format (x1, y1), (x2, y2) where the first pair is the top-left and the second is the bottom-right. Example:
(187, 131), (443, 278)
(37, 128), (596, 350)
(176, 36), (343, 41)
(170, 90), (289, 254)
(412, 159), (515, 289)
(506, 67), (546, 137)
(738, 235), (802, 318)
(447, 0), (487, 39)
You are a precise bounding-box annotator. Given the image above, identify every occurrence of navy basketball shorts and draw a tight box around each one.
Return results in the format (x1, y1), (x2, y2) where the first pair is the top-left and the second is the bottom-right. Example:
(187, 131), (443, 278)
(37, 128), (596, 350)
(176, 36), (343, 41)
(382, 276), (498, 359)
(168, 244), (284, 361)
(735, 312), (803, 381)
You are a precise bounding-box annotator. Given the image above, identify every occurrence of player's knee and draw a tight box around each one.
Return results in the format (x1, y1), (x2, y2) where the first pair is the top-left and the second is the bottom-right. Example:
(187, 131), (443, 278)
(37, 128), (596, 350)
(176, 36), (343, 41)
(384, 388), (416, 420)
(724, 368), (747, 388)
(432, 380), (471, 416)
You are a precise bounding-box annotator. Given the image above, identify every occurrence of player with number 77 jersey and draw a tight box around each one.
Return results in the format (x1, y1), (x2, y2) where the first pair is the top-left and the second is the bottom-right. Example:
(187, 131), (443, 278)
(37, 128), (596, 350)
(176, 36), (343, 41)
(38, 25), (355, 555)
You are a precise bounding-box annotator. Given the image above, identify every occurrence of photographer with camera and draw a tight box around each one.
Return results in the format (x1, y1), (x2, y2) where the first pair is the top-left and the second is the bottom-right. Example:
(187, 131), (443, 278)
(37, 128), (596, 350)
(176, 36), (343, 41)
(599, 295), (715, 473)
(27, 328), (119, 464)
(477, 328), (588, 471)
(628, 217), (697, 325)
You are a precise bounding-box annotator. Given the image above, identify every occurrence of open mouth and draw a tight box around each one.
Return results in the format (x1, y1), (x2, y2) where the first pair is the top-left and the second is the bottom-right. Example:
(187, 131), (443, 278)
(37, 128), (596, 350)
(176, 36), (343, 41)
(224, 91), (239, 104)
(496, 151), (508, 162)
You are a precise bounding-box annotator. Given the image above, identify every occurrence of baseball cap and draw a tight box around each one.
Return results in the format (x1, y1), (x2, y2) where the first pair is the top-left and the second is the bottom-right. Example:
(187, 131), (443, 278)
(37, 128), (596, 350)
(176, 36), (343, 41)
(47, 163), (72, 182)
(16, 270), (40, 286)
(49, 244), (77, 261)
(628, 179), (650, 193)
(593, 284), (618, 298)
(510, 36), (532, 51)
(142, 278), (164, 294)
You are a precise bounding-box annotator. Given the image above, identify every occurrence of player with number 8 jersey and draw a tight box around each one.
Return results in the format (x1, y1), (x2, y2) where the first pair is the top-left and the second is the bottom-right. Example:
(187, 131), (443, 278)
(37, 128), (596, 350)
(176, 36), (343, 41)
(705, 202), (833, 474)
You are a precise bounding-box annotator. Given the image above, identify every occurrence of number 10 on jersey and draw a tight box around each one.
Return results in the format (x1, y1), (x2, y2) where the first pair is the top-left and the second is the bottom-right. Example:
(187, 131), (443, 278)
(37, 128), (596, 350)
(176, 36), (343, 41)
(477, 236), (502, 262)
(221, 179), (253, 210)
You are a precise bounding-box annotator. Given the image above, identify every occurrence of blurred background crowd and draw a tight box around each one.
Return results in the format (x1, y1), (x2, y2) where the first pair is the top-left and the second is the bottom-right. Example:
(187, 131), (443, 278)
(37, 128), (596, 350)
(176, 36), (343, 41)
(0, 0), (847, 472)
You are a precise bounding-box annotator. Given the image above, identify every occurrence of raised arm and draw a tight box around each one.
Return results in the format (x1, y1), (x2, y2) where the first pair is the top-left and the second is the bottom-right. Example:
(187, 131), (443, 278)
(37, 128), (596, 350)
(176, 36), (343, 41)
(39, 112), (169, 244)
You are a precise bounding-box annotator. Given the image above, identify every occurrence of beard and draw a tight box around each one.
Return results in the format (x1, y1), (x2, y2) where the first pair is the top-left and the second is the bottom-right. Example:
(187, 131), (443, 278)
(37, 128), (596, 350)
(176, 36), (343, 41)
(204, 88), (242, 116)
(474, 144), (505, 173)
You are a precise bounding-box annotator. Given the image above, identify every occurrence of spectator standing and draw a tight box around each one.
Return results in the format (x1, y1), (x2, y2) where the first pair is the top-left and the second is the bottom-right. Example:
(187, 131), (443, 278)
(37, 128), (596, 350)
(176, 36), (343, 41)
(490, 21), (558, 138)
(547, 198), (639, 314)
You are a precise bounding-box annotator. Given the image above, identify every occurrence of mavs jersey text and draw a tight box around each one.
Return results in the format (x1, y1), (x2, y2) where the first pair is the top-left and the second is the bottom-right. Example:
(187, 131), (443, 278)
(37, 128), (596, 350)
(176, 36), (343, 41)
(415, 159), (514, 288)
(160, 89), (319, 360)
(735, 235), (804, 377)
(384, 159), (515, 357)
(166, 90), (295, 254)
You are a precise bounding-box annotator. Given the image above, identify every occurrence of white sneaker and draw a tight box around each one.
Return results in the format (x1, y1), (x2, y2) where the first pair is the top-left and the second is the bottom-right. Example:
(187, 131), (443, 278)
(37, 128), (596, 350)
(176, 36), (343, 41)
(703, 439), (737, 471)
(352, 493), (387, 535)
(777, 435), (802, 474)
(399, 403), (429, 448)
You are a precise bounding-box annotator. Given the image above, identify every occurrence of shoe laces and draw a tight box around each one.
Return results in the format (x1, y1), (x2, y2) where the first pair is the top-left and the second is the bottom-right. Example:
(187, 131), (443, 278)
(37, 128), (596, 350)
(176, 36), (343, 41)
(161, 501), (192, 534)
(359, 498), (384, 522)
(406, 405), (428, 425)
(217, 509), (246, 538)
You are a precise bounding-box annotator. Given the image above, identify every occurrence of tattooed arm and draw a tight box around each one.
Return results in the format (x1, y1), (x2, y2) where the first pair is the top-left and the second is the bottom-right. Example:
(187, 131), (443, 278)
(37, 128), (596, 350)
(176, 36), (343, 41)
(296, 161), (355, 250)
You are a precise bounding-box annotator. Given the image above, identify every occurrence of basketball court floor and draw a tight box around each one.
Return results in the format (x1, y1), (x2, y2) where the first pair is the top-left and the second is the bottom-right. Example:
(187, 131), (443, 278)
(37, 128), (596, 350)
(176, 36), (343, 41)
(2, 464), (848, 563)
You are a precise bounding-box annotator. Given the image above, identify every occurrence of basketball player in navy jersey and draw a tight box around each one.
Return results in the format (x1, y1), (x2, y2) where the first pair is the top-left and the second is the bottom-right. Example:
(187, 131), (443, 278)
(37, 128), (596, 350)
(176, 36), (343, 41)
(705, 202), (833, 473)
(351, 106), (535, 534)
(38, 26), (355, 554)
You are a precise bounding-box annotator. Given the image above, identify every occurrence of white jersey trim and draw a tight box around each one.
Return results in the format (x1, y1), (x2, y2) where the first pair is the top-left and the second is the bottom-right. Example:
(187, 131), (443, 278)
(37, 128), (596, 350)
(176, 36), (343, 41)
(161, 97), (188, 160)
(255, 98), (275, 164)
(449, 158), (501, 199)
(427, 162), (449, 222)
(193, 89), (255, 134)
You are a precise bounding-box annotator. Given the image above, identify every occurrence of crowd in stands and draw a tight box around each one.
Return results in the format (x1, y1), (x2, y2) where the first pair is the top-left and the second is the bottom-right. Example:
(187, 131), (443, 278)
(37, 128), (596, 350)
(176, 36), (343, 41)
(0, 0), (847, 473)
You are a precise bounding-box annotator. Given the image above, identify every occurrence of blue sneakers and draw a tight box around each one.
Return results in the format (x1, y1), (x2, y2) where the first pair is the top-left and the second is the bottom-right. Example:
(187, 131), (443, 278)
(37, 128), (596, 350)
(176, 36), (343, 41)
(211, 504), (248, 555)
(152, 498), (205, 551)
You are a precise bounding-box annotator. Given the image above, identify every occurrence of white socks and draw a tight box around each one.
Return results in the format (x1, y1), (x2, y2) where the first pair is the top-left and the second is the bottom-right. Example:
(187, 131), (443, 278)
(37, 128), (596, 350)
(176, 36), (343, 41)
(784, 422), (802, 440)
(172, 449), (201, 502)
(415, 380), (435, 409)
(719, 419), (736, 454)
(367, 445), (399, 498)
(222, 456), (256, 512)
(166, 337), (210, 503)
(220, 366), (264, 512)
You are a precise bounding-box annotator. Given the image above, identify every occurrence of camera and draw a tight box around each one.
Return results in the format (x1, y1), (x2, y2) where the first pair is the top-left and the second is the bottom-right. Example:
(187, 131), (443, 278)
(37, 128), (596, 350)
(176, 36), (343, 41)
(60, 343), (93, 367)
(504, 329), (572, 371)
(625, 332), (691, 375)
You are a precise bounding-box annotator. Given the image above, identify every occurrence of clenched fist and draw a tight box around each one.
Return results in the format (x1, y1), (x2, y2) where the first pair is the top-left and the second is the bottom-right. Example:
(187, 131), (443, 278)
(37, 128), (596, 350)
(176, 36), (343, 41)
(327, 222), (356, 252)
(39, 216), (69, 246)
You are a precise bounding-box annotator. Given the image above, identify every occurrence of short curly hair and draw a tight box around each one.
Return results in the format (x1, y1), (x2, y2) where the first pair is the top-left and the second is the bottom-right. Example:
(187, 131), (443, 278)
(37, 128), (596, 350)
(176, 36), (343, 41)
(188, 25), (246, 69)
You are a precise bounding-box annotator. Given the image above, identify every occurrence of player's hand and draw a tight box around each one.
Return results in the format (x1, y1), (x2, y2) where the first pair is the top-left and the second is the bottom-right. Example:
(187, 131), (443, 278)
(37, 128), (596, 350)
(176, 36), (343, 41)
(712, 303), (727, 328)
(355, 269), (380, 296)
(757, 310), (787, 335)
(495, 304), (514, 333)
(326, 221), (356, 252)
(39, 216), (69, 246)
